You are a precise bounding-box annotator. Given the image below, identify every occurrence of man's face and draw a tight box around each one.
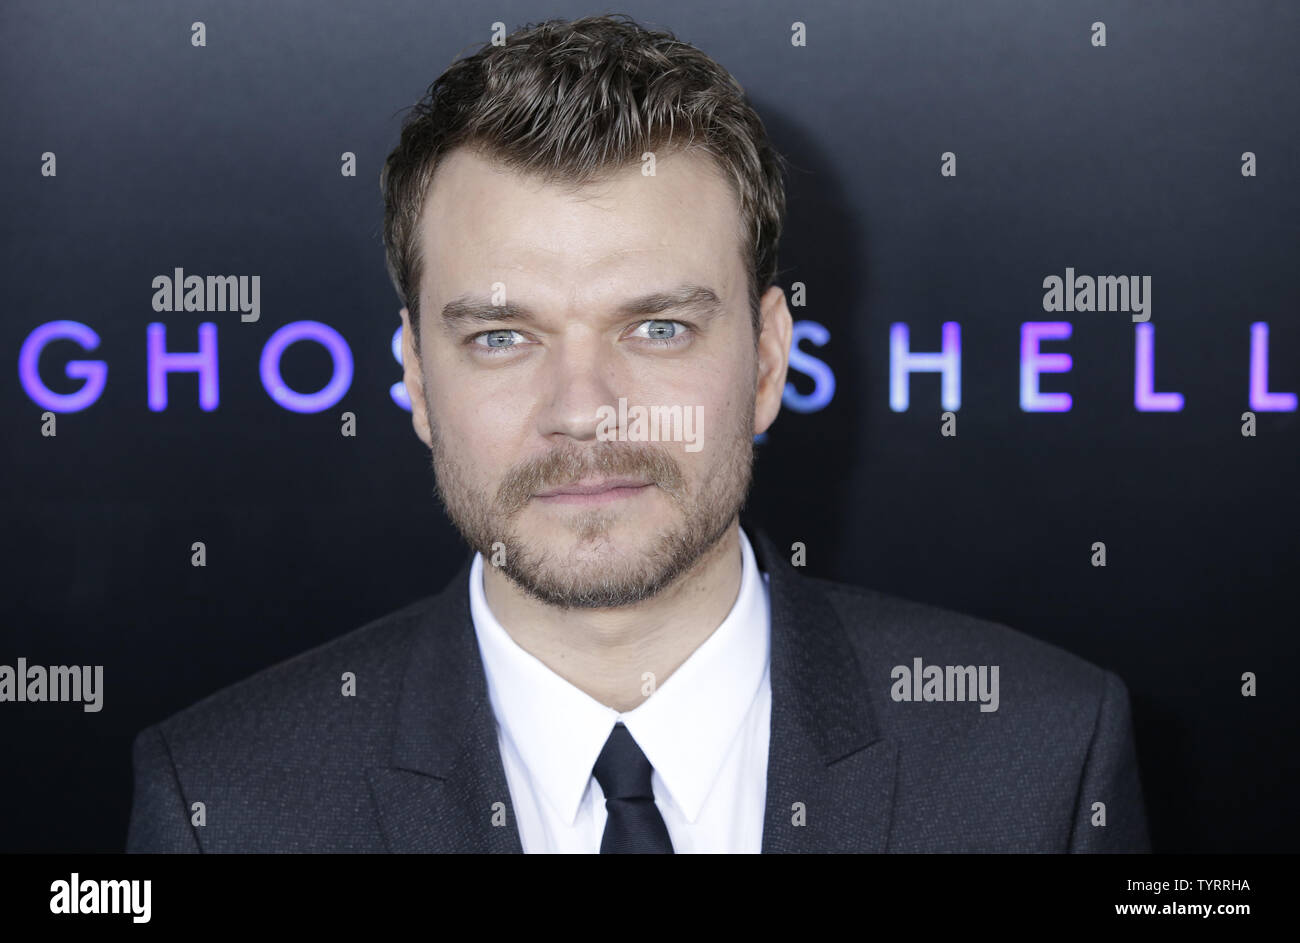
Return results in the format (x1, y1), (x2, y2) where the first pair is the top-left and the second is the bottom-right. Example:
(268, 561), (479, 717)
(401, 146), (787, 609)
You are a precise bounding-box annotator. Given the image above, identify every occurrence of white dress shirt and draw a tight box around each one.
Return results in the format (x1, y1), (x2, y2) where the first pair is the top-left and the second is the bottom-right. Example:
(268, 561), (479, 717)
(468, 525), (772, 853)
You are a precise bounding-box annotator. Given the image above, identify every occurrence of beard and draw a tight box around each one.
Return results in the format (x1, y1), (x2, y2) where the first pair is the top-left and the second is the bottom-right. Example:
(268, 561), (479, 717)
(427, 395), (756, 610)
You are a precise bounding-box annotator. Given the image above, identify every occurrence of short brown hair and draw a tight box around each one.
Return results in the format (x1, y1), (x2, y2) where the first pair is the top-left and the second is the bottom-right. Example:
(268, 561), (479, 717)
(381, 13), (787, 349)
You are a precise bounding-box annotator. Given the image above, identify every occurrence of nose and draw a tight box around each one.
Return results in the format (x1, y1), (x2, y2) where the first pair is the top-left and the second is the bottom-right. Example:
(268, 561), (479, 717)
(533, 331), (621, 443)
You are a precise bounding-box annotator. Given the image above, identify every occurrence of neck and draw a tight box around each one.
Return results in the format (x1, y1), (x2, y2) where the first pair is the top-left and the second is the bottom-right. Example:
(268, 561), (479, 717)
(482, 521), (744, 712)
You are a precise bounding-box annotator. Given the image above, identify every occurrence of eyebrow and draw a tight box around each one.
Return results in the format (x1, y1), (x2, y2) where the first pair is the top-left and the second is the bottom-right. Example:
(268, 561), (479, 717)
(439, 283), (724, 329)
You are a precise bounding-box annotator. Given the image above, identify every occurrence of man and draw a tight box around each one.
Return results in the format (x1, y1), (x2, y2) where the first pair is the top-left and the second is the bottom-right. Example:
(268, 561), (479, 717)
(127, 14), (1149, 853)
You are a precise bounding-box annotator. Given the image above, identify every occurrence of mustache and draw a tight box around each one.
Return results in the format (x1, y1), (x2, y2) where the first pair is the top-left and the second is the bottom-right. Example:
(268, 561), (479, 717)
(495, 440), (686, 515)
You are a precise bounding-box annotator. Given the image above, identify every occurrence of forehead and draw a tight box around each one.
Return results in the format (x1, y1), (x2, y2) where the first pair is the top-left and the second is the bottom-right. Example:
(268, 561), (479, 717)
(417, 145), (745, 310)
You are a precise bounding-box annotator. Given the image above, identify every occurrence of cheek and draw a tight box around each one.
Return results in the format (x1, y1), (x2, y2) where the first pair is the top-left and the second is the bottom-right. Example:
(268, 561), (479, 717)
(647, 336), (748, 399)
(426, 366), (531, 470)
(689, 358), (751, 424)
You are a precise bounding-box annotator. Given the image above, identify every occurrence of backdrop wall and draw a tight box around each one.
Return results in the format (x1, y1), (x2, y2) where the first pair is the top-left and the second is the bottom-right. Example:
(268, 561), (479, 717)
(2, 0), (1296, 852)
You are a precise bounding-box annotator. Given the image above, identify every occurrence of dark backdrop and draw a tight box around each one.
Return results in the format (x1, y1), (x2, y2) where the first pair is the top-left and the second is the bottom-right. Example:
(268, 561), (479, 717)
(1, 0), (1296, 852)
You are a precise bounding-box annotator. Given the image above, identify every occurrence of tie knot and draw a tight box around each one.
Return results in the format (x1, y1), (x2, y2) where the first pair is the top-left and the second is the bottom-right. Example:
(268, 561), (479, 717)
(592, 722), (655, 800)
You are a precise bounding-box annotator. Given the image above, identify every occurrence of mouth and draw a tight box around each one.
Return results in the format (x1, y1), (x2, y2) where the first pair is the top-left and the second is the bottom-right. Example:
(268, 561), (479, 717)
(532, 477), (655, 506)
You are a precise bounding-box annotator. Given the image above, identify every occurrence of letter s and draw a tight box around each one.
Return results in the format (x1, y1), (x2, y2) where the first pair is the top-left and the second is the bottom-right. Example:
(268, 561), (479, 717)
(784, 320), (835, 413)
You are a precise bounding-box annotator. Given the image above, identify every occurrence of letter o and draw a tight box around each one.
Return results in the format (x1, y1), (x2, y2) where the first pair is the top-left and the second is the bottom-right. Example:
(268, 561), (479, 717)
(259, 321), (353, 413)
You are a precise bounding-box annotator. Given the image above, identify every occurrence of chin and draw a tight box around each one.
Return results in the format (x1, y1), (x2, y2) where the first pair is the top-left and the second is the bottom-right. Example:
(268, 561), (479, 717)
(528, 521), (650, 559)
(526, 502), (662, 545)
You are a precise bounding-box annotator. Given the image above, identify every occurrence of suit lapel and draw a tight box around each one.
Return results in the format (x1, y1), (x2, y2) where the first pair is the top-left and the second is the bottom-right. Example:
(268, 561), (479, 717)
(367, 552), (523, 853)
(367, 525), (897, 854)
(748, 526), (898, 853)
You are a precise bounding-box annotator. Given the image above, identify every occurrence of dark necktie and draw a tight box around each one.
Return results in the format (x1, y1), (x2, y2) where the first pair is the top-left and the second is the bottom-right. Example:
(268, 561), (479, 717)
(592, 722), (675, 853)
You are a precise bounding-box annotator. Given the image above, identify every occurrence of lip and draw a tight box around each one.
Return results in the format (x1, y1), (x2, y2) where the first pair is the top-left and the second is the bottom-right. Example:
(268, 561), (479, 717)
(533, 478), (654, 505)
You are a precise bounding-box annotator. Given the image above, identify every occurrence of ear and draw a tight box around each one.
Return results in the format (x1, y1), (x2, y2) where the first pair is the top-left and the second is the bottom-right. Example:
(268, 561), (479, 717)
(753, 285), (793, 436)
(399, 306), (432, 448)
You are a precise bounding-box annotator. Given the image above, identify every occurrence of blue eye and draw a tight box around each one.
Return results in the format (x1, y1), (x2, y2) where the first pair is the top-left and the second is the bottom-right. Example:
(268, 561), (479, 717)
(474, 329), (523, 349)
(634, 320), (688, 343)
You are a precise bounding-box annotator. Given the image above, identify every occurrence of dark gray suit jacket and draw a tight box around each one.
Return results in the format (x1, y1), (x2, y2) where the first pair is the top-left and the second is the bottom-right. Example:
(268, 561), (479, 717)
(126, 527), (1150, 853)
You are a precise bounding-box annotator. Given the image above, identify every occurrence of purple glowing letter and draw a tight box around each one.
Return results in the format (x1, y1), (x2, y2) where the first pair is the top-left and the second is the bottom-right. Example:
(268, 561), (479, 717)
(889, 322), (961, 412)
(390, 325), (411, 411)
(260, 321), (353, 413)
(1134, 323), (1184, 411)
(1020, 322), (1073, 412)
(1249, 322), (1297, 412)
(147, 323), (219, 411)
(18, 320), (108, 412)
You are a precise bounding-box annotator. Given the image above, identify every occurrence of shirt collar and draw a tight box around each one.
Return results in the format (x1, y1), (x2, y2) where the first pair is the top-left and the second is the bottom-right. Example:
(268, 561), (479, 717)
(469, 525), (771, 826)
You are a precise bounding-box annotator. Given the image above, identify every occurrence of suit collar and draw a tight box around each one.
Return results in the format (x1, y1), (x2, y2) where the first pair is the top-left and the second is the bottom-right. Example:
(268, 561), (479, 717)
(368, 522), (897, 853)
(744, 521), (897, 853)
(367, 550), (524, 853)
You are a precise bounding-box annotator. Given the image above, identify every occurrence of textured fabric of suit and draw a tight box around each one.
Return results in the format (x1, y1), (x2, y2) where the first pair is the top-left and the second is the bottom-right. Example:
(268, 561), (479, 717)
(126, 523), (1150, 853)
